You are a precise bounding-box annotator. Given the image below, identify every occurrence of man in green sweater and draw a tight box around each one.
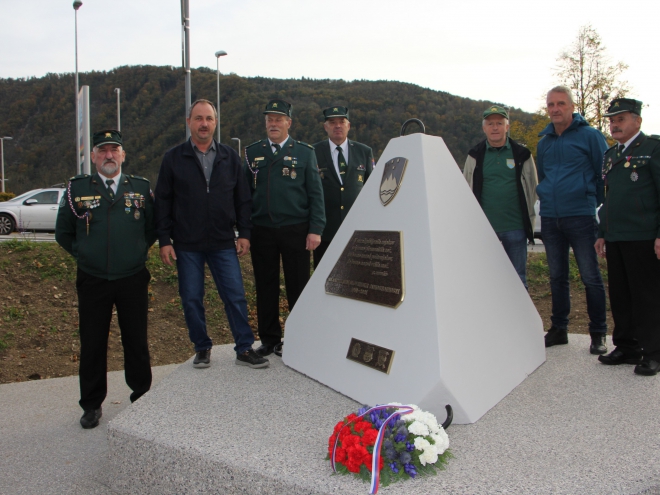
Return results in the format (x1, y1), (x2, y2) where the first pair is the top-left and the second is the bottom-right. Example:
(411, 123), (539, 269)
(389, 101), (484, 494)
(313, 106), (374, 267)
(56, 130), (156, 428)
(595, 98), (660, 376)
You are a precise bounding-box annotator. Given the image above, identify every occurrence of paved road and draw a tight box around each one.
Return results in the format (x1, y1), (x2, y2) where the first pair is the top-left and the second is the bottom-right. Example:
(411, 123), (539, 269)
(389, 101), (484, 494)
(0, 232), (56, 242)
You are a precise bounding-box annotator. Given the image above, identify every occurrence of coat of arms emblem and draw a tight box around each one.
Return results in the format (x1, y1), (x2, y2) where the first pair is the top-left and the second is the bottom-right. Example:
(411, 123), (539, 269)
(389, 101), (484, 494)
(379, 157), (408, 206)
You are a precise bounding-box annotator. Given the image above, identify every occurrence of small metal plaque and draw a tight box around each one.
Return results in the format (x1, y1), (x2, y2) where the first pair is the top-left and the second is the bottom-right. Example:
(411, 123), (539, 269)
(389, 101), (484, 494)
(379, 157), (408, 206)
(346, 338), (395, 374)
(325, 230), (404, 308)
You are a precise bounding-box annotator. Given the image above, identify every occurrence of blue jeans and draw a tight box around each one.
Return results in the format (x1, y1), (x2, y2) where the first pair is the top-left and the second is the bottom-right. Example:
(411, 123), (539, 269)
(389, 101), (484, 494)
(541, 216), (607, 333)
(496, 229), (528, 289)
(176, 249), (254, 354)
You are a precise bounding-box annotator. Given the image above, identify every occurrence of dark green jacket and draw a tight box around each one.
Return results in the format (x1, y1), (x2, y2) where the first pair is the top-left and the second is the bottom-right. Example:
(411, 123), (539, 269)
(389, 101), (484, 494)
(245, 137), (325, 235)
(56, 173), (157, 280)
(598, 133), (660, 242)
(313, 139), (374, 242)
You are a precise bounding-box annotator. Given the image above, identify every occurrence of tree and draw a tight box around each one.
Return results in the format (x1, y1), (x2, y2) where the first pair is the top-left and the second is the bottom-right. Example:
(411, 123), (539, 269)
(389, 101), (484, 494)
(555, 25), (630, 133)
(509, 112), (550, 160)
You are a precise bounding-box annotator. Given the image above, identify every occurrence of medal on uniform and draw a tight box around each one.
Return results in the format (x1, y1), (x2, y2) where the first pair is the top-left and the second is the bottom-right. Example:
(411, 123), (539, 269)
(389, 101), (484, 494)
(358, 175), (364, 182)
(290, 169), (297, 179)
(624, 155), (632, 168)
(246, 150), (259, 189)
(631, 170), (639, 181)
(125, 199), (131, 207)
(134, 210), (141, 220)
(282, 167), (290, 176)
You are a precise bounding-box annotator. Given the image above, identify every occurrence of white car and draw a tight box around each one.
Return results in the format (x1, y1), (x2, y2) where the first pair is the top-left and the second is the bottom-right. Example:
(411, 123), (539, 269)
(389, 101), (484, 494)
(0, 186), (66, 235)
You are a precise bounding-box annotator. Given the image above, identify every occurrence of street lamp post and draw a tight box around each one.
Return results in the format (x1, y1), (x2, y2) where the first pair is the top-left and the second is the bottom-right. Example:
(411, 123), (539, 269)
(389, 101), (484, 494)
(73, 1), (83, 175)
(215, 50), (227, 143)
(1, 137), (13, 194)
(114, 88), (121, 131)
(181, 0), (191, 139)
(231, 137), (241, 160)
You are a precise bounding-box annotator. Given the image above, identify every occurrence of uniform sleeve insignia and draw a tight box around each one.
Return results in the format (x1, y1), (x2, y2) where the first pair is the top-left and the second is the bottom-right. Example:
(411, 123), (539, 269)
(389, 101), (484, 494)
(297, 141), (314, 149)
(246, 140), (262, 148)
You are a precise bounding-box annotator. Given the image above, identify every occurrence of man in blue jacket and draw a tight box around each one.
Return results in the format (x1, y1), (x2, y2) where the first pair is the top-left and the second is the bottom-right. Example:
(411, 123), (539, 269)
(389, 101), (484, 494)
(155, 99), (268, 370)
(537, 86), (608, 354)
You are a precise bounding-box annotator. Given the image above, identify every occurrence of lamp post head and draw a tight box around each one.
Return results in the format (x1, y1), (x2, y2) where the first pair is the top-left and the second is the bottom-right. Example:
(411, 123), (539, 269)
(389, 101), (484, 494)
(73, 1), (82, 10)
(215, 50), (227, 58)
(114, 88), (120, 93)
(1, 137), (12, 141)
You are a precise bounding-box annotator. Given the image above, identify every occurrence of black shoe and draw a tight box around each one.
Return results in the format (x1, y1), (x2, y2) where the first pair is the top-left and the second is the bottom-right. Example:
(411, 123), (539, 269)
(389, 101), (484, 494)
(193, 349), (211, 368)
(255, 344), (275, 357)
(274, 341), (283, 357)
(544, 327), (568, 347)
(634, 359), (660, 376)
(598, 348), (642, 366)
(589, 333), (607, 355)
(80, 408), (102, 429)
(236, 348), (270, 369)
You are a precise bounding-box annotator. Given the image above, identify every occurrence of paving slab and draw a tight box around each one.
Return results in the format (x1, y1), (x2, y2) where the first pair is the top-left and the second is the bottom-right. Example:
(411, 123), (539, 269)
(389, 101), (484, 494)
(0, 364), (178, 495)
(107, 335), (660, 495)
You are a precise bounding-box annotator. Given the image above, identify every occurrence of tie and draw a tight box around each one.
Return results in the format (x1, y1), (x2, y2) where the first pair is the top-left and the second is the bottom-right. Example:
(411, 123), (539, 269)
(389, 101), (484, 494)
(617, 144), (625, 156)
(272, 143), (281, 155)
(106, 179), (115, 199)
(336, 146), (347, 176)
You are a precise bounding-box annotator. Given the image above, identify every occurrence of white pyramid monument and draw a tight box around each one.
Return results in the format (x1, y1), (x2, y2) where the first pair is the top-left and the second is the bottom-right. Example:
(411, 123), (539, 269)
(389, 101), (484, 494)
(283, 133), (545, 424)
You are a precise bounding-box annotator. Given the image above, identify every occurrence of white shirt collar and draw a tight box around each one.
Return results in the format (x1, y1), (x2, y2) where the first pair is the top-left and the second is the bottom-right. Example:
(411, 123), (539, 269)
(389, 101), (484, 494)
(619, 131), (641, 152)
(97, 171), (121, 193)
(329, 138), (348, 154)
(269, 136), (289, 149)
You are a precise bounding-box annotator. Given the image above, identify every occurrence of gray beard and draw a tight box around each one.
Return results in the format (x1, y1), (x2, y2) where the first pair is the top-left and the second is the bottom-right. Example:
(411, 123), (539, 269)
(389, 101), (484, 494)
(99, 160), (120, 177)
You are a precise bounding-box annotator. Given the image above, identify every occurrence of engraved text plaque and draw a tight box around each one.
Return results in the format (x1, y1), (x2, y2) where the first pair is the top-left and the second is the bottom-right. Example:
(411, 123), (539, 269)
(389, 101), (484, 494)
(325, 230), (404, 308)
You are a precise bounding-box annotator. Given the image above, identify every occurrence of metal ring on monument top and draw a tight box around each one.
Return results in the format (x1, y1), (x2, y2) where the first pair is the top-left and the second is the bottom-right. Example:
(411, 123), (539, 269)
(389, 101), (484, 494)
(400, 118), (425, 136)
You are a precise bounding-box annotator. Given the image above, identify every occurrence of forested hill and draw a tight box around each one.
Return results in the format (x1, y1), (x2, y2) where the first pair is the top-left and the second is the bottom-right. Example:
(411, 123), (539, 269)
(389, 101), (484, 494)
(0, 65), (535, 194)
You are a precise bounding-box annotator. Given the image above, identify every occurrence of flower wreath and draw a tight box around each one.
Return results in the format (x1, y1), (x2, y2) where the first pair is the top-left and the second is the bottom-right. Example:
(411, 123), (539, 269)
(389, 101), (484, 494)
(327, 403), (452, 494)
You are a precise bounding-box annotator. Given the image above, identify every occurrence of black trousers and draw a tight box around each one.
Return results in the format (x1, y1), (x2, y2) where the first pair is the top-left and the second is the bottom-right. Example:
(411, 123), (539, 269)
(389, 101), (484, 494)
(313, 239), (331, 269)
(250, 223), (310, 347)
(77, 267), (152, 411)
(606, 240), (660, 360)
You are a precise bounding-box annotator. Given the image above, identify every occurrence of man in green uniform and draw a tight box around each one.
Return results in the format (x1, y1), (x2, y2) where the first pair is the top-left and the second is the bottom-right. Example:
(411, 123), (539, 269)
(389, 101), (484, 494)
(245, 99), (325, 357)
(313, 106), (374, 267)
(56, 130), (156, 428)
(463, 105), (538, 289)
(595, 98), (660, 376)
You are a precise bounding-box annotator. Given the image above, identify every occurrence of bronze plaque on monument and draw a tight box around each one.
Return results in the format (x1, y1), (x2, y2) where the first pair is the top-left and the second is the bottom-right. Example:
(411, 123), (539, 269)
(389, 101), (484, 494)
(346, 338), (395, 374)
(325, 230), (404, 308)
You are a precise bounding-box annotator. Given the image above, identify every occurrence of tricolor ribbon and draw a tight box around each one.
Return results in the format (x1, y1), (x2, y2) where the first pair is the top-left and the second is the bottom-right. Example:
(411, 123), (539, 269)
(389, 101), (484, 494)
(331, 404), (414, 494)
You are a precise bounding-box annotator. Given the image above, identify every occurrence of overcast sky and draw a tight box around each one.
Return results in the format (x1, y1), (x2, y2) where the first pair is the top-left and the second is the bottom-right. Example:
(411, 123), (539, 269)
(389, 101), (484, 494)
(2, 0), (660, 133)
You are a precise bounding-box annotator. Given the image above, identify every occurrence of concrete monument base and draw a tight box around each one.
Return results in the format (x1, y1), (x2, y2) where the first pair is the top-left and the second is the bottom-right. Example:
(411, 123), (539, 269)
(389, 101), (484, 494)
(107, 340), (660, 495)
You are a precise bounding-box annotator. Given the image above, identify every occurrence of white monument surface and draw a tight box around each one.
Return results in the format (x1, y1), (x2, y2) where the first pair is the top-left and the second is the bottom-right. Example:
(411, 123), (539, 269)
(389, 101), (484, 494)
(283, 133), (545, 424)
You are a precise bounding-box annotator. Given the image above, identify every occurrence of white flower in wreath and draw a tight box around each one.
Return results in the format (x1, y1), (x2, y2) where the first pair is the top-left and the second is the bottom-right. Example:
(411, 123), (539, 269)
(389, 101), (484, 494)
(408, 420), (430, 436)
(431, 430), (450, 453)
(414, 437), (431, 451)
(419, 446), (439, 466)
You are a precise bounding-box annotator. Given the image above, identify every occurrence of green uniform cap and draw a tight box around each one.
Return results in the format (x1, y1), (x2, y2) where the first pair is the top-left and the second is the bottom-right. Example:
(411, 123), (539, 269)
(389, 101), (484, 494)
(483, 105), (509, 120)
(322, 106), (350, 120)
(263, 99), (292, 117)
(93, 129), (123, 147)
(604, 98), (643, 117)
